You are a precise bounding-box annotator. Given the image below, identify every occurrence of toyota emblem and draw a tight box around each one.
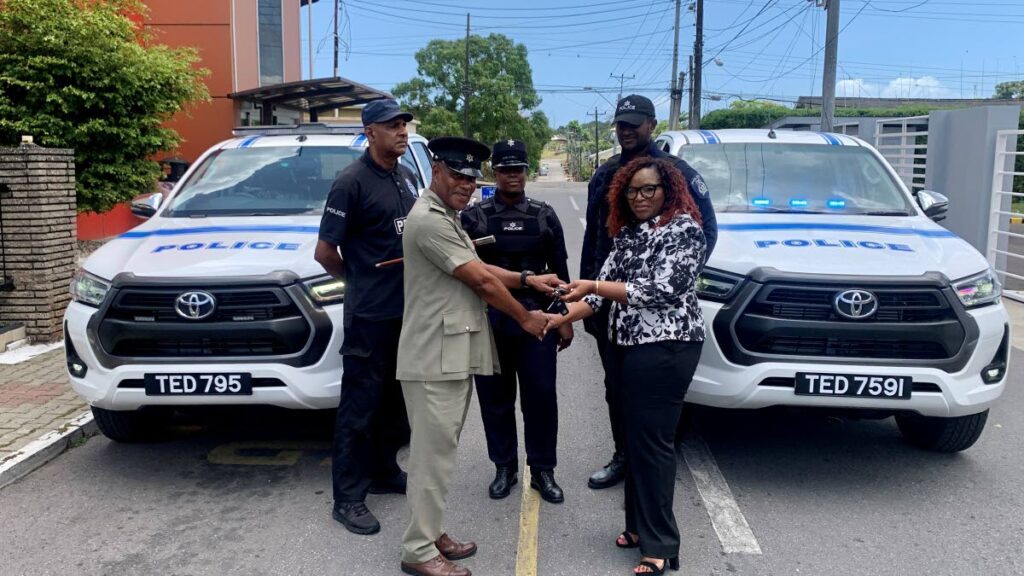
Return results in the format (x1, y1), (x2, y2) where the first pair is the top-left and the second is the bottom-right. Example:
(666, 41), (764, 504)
(833, 289), (878, 320)
(174, 290), (217, 320)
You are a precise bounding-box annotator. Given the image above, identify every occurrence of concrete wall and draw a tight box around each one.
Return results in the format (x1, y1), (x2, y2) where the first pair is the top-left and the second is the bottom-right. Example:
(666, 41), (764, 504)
(925, 105), (1022, 254)
(0, 144), (76, 343)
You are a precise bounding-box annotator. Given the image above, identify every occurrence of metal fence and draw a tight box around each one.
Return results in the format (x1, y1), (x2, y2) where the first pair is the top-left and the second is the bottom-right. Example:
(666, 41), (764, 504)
(874, 116), (930, 192)
(987, 129), (1024, 301)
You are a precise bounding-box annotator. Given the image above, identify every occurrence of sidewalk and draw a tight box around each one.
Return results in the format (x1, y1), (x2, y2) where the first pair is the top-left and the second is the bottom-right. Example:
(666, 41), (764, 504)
(0, 348), (91, 486)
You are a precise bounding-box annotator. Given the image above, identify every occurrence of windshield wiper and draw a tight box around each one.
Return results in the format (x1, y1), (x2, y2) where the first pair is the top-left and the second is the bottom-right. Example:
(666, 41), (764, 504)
(860, 210), (909, 216)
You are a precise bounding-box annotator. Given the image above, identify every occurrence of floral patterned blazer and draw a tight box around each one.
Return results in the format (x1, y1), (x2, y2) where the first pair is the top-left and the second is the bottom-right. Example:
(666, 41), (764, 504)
(583, 213), (706, 346)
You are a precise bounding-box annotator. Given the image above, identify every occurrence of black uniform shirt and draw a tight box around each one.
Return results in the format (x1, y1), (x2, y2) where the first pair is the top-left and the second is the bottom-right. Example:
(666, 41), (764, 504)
(318, 151), (419, 326)
(461, 193), (571, 302)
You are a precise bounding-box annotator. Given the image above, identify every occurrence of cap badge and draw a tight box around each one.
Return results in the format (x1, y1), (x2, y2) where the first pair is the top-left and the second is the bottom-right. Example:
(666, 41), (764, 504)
(619, 100), (635, 111)
(465, 153), (473, 161)
(507, 139), (515, 146)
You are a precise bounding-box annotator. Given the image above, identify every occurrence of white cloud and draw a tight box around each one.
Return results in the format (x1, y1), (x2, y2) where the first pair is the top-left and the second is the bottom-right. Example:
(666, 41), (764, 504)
(836, 75), (957, 99)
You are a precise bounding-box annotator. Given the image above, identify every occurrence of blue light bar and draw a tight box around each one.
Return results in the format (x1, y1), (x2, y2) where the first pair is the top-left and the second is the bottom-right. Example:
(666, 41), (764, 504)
(752, 197), (771, 206)
(789, 199), (809, 208)
(827, 198), (846, 209)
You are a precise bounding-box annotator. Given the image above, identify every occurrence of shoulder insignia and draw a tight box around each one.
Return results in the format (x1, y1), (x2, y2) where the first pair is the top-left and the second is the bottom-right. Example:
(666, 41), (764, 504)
(690, 175), (709, 198)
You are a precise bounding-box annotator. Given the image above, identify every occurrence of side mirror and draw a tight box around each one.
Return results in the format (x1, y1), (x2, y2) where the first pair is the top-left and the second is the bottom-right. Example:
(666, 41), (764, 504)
(916, 189), (948, 222)
(130, 192), (163, 219)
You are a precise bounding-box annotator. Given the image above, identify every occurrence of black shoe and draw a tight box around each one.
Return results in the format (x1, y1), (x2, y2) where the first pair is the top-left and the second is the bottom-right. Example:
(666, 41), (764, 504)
(368, 471), (407, 495)
(588, 452), (626, 490)
(530, 469), (564, 504)
(332, 501), (381, 535)
(488, 466), (518, 499)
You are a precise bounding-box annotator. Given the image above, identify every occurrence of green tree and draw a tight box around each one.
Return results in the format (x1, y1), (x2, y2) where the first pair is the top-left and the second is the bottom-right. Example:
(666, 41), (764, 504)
(393, 34), (551, 171)
(994, 81), (1024, 99)
(701, 100), (792, 129)
(0, 0), (209, 213)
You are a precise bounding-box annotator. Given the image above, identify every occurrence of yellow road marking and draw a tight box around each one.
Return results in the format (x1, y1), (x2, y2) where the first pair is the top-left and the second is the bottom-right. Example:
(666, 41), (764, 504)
(515, 467), (541, 576)
(207, 441), (329, 466)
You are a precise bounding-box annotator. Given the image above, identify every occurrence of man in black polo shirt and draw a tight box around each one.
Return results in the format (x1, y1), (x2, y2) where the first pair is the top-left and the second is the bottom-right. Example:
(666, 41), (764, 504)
(315, 99), (419, 536)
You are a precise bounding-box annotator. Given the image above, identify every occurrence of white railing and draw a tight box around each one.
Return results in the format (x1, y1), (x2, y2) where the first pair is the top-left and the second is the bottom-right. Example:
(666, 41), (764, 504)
(874, 116), (929, 191)
(987, 129), (1024, 302)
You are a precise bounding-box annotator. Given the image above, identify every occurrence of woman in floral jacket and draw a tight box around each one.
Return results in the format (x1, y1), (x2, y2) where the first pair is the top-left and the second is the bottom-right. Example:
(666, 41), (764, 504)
(546, 157), (705, 575)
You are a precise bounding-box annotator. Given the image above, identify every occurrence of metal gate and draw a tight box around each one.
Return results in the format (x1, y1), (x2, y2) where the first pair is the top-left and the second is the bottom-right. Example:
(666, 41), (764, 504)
(987, 129), (1024, 302)
(874, 116), (930, 192)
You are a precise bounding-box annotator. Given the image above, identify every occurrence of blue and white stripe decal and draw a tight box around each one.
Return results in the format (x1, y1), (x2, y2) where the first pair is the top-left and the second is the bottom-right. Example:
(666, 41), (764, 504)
(698, 130), (720, 144)
(718, 222), (956, 238)
(818, 132), (842, 146)
(120, 225), (320, 239)
(352, 134), (368, 147)
(238, 136), (261, 148)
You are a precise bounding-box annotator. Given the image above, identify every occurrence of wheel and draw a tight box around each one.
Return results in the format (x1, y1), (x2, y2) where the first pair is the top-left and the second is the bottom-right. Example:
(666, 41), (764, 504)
(91, 406), (171, 442)
(896, 410), (989, 453)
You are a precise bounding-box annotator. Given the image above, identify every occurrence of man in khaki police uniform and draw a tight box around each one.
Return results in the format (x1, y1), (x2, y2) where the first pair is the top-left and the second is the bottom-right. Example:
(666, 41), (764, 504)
(396, 136), (557, 576)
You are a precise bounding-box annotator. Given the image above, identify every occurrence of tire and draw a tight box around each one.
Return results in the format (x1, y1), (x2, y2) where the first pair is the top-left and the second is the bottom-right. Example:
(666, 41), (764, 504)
(91, 406), (170, 442)
(896, 410), (989, 453)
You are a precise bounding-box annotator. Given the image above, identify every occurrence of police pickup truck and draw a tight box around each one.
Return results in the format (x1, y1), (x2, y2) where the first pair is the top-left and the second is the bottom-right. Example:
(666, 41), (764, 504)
(64, 124), (435, 441)
(656, 129), (1009, 452)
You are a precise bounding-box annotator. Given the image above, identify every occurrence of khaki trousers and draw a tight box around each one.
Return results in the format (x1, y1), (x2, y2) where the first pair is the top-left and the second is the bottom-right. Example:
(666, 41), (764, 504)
(401, 378), (474, 563)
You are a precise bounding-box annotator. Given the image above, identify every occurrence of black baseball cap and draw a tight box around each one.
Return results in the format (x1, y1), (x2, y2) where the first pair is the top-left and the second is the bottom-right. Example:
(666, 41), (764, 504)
(428, 136), (491, 178)
(361, 99), (413, 126)
(613, 94), (656, 125)
(491, 139), (529, 168)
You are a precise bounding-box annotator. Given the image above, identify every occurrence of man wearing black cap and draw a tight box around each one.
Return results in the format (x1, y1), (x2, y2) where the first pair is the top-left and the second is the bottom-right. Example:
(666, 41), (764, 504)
(315, 98), (419, 536)
(460, 139), (572, 504)
(580, 94), (718, 490)
(396, 136), (557, 576)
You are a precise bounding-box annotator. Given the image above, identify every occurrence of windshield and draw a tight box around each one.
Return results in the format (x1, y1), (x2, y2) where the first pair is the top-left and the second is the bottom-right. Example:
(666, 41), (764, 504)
(164, 146), (362, 217)
(678, 143), (915, 215)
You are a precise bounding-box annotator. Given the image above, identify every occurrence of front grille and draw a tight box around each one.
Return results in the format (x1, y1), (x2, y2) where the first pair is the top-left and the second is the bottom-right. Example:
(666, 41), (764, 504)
(97, 286), (312, 359)
(715, 278), (973, 370)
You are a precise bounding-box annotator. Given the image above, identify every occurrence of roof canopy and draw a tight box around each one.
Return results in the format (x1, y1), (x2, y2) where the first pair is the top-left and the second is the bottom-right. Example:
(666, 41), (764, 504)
(229, 77), (394, 123)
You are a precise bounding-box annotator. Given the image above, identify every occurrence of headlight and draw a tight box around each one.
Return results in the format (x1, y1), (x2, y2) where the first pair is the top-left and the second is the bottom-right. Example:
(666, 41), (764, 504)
(695, 268), (744, 302)
(303, 275), (346, 305)
(953, 269), (1001, 308)
(69, 269), (111, 307)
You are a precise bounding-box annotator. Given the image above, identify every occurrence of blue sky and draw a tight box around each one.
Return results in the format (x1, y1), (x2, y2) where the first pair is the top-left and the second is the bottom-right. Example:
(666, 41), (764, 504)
(299, 0), (1024, 128)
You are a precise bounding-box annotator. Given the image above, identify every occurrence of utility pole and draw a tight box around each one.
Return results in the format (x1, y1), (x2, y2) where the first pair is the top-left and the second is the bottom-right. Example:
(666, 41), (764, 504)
(593, 107), (600, 171)
(610, 73), (635, 103)
(687, 56), (695, 128)
(820, 0), (840, 132)
(668, 0), (682, 130)
(689, 0), (704, 129)
(332, 0), (339, 77)
(463, 13), (471, 138)
(307, 0), (314, 79)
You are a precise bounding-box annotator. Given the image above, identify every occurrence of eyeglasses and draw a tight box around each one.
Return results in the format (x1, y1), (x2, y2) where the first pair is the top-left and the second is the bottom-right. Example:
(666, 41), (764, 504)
(625, 184), (662, 199)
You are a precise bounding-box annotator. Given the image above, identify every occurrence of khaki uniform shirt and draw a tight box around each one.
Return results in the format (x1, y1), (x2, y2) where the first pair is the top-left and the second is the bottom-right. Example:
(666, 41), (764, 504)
(396, 189), (499, 381)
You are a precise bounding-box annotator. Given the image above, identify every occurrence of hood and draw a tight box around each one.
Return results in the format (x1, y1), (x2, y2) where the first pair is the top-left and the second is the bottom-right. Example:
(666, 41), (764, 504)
(82, 216), (326, 281)
(707, 214), (990, 282)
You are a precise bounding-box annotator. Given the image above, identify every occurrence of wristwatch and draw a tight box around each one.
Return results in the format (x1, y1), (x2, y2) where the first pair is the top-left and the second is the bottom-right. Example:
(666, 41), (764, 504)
(520, 269), (535, 288)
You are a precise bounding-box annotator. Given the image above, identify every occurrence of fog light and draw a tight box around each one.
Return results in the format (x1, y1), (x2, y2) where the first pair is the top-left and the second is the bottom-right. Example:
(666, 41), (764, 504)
(980, 324), (1009, 385)
(64, 322), (88, 378)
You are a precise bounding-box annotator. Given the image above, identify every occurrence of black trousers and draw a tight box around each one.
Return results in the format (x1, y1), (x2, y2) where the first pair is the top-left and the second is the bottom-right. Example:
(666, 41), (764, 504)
(332, 317), (410, 504)
(474, 307), (559, 471)
(587, 306), (626, 457)
(614, 340), (703, 559)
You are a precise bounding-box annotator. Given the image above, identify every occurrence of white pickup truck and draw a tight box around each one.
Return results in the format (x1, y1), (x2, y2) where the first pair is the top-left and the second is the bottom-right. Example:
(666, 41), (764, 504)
(63, 124), (434, 441)
(657, 129), (1009, 452)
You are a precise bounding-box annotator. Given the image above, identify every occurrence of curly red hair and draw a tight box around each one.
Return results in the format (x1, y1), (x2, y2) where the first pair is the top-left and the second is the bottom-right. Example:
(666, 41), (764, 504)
(606, 157), (703, 237)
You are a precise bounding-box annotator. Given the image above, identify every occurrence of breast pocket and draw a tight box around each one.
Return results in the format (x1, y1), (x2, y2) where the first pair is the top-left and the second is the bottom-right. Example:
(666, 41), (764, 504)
(441, 309), (484, 374)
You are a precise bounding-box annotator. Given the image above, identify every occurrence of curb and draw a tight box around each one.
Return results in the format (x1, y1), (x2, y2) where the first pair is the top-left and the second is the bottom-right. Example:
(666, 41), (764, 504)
(0, 411), (96, 490)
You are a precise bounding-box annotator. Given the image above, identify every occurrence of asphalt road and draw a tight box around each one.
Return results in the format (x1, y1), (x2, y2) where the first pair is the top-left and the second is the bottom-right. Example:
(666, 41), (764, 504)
(2, 176), (1023, 576)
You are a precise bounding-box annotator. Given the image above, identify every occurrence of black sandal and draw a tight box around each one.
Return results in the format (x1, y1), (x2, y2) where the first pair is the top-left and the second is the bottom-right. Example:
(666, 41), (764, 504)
(615, 531), (639, 548)
(632, 556), (679, 574)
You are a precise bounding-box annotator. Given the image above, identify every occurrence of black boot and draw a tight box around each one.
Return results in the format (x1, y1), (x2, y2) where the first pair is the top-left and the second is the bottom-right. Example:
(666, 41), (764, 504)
(588, 451), (626, 490)
(530, 469), (564, 504)
(489, 465), (518, 499)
